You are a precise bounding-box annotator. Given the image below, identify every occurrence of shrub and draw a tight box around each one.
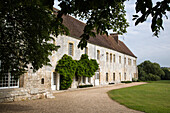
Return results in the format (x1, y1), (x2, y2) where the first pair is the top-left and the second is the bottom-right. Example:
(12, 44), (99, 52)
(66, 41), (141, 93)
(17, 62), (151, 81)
(132, 78), (138, 82)
(121, 81), (132, 83)
(77, 84), (93, 88)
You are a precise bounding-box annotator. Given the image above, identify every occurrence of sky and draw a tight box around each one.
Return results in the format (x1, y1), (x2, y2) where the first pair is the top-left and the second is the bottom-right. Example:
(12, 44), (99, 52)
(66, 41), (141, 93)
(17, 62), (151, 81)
(54, 0), (170, 67)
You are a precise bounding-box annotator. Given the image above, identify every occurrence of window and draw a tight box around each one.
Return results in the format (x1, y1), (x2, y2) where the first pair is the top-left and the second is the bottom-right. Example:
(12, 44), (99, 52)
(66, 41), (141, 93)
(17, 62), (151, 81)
(134, 73), (138, 78)
(88, 77), (91, 83)
(106, 52), (108, 62)
(0, 73), (19, 89)
(128, 58), (131, 65)
(124, 73), (126, 80)
(133, 60), (136, 65)
(106, 73), (108, 82)
(110, 53), (112, 63)
(113, 54), (116, 63)
(85, 47), (88, 55)
(75, 75), (78, 81)
(97, 50), (100, 60)
(68, 43), (73, 56)
(119, 56), (121, 63)
(41, 78), (44, 84)
(53, 72), (56, 85)
(124, 57), (126, 64)
(96, 73), (99, 79)
(113, 73), (115, 81)
(119, 73), (121, 81)
(83, 76), (86, 83)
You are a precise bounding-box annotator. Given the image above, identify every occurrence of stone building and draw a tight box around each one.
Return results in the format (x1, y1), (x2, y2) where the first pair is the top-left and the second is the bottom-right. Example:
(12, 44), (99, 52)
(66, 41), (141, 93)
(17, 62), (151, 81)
(0, 9), (138, 102)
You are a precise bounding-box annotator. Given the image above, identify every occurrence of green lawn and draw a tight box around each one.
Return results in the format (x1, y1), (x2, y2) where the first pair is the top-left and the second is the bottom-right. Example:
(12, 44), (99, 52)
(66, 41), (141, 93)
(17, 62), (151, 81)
(108, 81), (170, 113)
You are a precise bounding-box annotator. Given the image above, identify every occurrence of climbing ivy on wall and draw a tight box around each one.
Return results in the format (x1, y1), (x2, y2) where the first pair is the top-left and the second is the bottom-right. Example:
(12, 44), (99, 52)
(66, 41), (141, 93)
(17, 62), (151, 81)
(55, 54), (77, 90)
(55, 54), (99, 90)
(76, 54), (99, 77)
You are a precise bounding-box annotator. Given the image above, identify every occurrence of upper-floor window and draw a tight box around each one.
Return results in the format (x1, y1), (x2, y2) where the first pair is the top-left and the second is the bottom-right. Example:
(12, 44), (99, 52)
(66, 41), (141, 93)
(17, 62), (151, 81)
(133, 60), (136, 65)
(110, 53), (112, 63)
(106, 52), (108, 62)
(85, 47), (88, 55)
(97, 50), (100, 60)
(119, 56), (121, 64)
(124, 57), (126, 64)
(124, 73), (126, 80)
(113, 54), (116, 63)
(68, 43), (73, 56)
(106, 73), (108, 82)
(128, 58), (131, 65)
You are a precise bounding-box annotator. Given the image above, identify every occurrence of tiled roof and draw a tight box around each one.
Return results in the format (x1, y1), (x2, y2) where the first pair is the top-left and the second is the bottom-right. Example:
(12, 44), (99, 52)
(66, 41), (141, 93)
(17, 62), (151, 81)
(54, 8), (136, 58)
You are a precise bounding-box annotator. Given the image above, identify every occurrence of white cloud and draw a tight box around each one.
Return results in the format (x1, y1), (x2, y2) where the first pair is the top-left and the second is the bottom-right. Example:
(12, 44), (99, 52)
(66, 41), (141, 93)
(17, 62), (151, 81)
(123, 0), (170, 67)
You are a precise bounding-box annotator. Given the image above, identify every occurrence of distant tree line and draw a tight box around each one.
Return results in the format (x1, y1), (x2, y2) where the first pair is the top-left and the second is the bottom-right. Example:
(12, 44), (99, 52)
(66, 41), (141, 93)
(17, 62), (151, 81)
(138, 61), (170, 81)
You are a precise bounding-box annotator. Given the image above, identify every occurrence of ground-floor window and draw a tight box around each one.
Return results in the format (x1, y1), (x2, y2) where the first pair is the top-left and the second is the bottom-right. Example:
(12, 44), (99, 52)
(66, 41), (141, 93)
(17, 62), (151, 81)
(124, 73), (126, 80)
(119, 73), (121, 81)
(113, 73), (115, 81)
(88, 77), (91, 83)
(83, 76), (86, 83)
(96, 73), (99, 79)
(106, 73), (108, 82)
(0, 73), (19, 89)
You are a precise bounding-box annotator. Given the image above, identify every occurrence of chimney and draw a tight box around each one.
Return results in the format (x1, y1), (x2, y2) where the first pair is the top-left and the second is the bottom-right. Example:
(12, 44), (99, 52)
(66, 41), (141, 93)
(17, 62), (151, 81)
(110, 33), (118, 43)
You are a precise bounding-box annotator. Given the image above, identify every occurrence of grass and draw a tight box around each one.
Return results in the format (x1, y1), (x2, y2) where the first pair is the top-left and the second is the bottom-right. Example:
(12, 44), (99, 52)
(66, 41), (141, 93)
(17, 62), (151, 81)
(108, 80), (170, 113)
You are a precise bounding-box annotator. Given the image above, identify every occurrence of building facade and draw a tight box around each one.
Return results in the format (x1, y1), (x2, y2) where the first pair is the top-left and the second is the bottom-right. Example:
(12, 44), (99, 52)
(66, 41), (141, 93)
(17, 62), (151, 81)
(0, 10), (138, 102)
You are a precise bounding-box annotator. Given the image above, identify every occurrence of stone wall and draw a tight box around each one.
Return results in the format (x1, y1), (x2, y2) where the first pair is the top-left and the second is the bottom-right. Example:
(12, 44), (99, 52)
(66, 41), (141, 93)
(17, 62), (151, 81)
(0, 67), (54, 103)
(0, 87), (54, 103)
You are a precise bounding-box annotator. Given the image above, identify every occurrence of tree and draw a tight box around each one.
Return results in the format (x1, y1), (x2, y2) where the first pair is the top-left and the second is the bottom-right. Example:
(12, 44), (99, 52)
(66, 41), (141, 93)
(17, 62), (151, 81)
(138, 60), (165, 81)
(1, 0), (169, 78)
(162, 68), (170, 80)
(0, 0), (68, 78)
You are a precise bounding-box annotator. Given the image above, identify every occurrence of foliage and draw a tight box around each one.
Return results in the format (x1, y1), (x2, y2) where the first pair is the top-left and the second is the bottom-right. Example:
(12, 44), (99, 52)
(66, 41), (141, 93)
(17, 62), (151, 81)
(55, 54), (98, 90)
(121, 81), (132, 83)
(108, 80), (170, 113)
(133, 0), (170, 37)
(0, 0), (69, 78)
(162, 68), (170, 80)
(1, 0), (169, 78)
(138, 60), (165, 81)
(55, 54), (77, 90)
(76, 54), (99, 77)
(77, 84), (93, 88)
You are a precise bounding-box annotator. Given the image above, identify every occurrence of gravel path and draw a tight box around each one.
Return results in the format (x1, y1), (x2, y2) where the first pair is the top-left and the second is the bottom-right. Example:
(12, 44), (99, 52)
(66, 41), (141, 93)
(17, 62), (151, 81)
(0, 82), (146, 113)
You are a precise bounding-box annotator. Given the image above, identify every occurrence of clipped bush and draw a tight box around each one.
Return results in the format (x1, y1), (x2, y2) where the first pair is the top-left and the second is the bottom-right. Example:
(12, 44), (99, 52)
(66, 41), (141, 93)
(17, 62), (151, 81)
(121, 81), (132, 83)
(77, 84), (93, 88)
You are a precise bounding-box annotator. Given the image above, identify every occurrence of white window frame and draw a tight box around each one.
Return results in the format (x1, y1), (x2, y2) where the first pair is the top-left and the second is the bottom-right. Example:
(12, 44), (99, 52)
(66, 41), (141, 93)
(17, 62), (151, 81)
(0, 73), (19, 89)
(68, 43), (73, 56)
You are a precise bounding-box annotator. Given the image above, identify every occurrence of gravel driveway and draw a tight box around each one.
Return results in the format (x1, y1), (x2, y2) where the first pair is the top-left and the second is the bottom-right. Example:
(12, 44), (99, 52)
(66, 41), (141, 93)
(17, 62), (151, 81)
(0, 82), (146, 113)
